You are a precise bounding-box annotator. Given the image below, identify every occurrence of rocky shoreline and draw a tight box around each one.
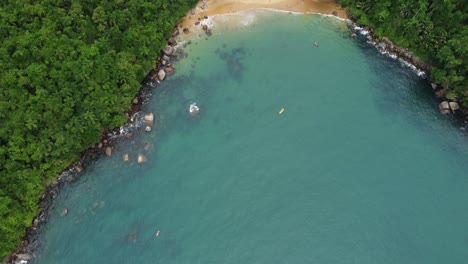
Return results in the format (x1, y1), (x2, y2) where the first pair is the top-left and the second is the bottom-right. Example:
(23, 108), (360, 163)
(5, 25), (188, 264)
(348, 19), (468, 127)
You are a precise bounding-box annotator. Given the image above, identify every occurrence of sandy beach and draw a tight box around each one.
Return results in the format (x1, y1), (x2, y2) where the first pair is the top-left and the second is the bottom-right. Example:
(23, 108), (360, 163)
(180, 0), (347, 30)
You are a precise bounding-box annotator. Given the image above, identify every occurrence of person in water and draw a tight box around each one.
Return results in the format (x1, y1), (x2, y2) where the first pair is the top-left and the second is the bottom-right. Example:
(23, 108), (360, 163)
(314, 42), (319, 47)
(62, 208), (69, 216)
(155, 230), (160, 237)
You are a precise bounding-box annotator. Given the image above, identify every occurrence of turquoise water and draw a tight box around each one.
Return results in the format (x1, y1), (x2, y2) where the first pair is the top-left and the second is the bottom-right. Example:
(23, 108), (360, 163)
(32, 12), (468, 264)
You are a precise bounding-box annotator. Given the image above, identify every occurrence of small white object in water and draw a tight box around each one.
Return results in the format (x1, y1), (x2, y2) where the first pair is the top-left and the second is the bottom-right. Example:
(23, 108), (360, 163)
(189, 103), (200, 116)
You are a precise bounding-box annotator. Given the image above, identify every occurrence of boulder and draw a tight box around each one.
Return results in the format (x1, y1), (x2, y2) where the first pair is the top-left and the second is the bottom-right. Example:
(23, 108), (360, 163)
(16, 253), (33, 261)
(123, 153), (130, 162)
(105, 147), (112, 157)
(165, 66), (175, 75)
(137, 154), (146, 164)
(195, 21), (200, 26)
(168, 37), (177, 46)
(145, 126), (152, 132)
(173, 28), (179, 37)
(132, 97), (139, 104)
(449, 101), (460, 112)
(183, 28), (189, 34)
(33, 218), (40, 227)
(144, 113), (154, 125)
(202, 24), (208, 31)
(98, 142), (103, 148)
(439, 101), (450, 114)
(381, 37), (394, 48)
(431, 83), (437, 90)
(351, 33), (357, 38)
(163, 45), (173, 56)
(74, 165), (83, 173)
(162, 60), (166, 66)
(157, 69), (166, 81)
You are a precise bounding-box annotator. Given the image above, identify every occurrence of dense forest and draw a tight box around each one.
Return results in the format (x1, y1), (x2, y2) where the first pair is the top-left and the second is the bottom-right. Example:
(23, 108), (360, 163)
(0, 0), (196, 259)
(337, 0), (467, 105)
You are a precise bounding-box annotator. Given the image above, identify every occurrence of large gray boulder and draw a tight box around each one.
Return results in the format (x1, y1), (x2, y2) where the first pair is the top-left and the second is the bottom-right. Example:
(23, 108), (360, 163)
(157, 69), (166, 81)
(105, 147), (112, 157)
(439, 101), (450, 114)
(449, 101), (460, 112)
(144, 113), (154, 125)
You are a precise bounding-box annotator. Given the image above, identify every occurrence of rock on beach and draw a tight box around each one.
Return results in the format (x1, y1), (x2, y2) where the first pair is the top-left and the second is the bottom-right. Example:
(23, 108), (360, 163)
(158, 69), (166, 81)
(439, 101), (450, 114)
(163, 45), (174, 56)
(449, 101), (460, 112)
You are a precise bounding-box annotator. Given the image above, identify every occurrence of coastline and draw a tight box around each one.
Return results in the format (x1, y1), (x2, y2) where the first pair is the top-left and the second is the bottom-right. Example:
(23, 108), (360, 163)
(179, 0), (347, 31)
(345, 16), (468, 125)
(8, 1), (466, 263)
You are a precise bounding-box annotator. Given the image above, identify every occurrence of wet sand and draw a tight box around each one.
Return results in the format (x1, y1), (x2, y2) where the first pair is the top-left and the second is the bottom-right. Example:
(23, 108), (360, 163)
(180, 0), (347, 30)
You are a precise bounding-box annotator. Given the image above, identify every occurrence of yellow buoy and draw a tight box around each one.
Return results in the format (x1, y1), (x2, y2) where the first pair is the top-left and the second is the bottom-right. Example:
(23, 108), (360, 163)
(279, 108), (285, 115)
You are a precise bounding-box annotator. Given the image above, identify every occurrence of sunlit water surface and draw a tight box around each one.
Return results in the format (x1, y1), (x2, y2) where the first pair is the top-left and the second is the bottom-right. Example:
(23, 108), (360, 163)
(32, 11), (468, 264)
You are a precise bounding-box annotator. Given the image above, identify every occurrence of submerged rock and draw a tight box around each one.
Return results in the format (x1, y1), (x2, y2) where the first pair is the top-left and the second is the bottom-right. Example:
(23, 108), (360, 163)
(183, 27), (189, 34)
(105, 147), (112, 157)
(439, 101), (450, 114)
(144, 113), (154, 125)
(137, 154), (146, 164)
(165, 66), (175, 75)
(144, 142), (152, 151)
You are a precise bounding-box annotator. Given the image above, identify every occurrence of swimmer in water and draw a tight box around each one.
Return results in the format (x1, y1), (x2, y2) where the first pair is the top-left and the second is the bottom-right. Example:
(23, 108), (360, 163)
(314, 42), (319, 47)
(155, 230), (160, 237)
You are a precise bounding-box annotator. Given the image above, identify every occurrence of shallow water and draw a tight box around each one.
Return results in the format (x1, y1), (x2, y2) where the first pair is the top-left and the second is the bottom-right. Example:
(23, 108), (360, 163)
(32, 11), (468, 264)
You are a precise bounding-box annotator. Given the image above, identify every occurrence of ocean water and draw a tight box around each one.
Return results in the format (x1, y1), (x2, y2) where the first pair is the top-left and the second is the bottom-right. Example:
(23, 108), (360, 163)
(31, 11), (468, 264)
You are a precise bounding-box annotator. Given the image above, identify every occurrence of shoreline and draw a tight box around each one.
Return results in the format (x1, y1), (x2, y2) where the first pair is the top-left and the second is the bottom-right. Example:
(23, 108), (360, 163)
(346, 18), (468, 125)
(8, 1), (466, 263)
(179, 0), (347, 31)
